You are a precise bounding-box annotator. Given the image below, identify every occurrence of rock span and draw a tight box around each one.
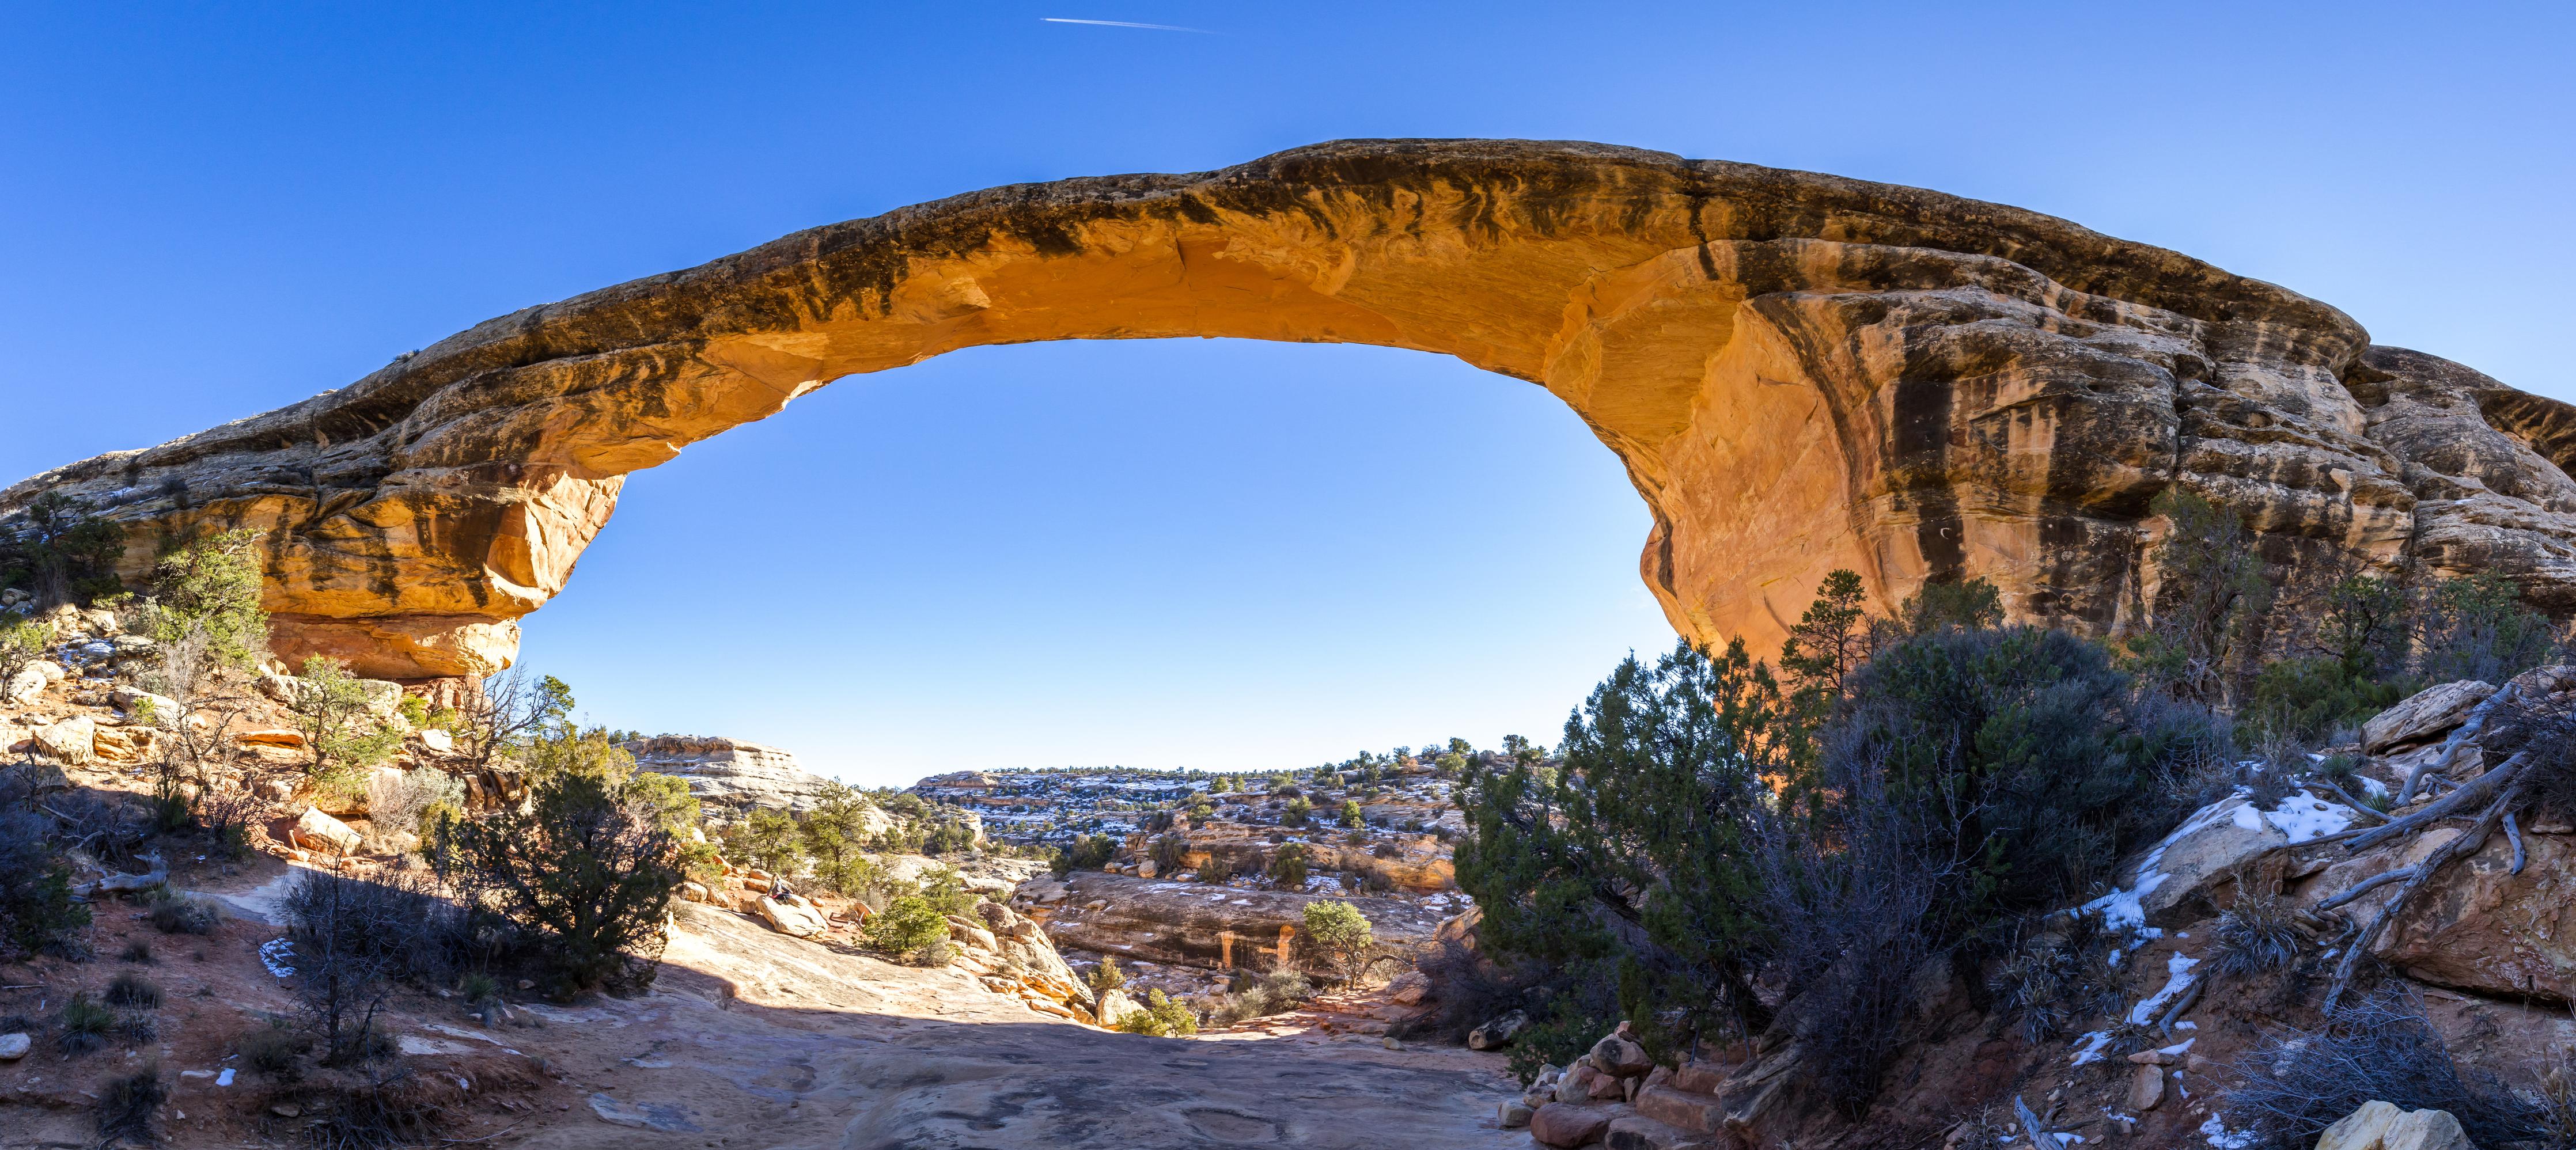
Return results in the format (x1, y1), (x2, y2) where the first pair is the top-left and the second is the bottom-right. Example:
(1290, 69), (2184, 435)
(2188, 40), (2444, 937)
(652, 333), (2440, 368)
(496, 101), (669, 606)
(9, 139), (2576, 680)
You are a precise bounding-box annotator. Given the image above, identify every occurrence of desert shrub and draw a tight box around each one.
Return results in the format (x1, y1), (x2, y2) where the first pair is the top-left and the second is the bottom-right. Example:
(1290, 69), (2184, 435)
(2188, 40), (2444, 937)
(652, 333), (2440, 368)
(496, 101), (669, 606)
(2222, 989), (2547, 1149)
(120, 938), (154, 963)
(1088, 955), (1128, 993)
(459, 971), (500, 1004)
(106, 971), (162, 1008)
(725, 808), (805, 876)
(1266, 843), (1310, 889)
(365, 769), (464, 838)
(2212, 880), (2304, 978)
(96, 1065), (165, 1147)
(1459, 587), (2228, 1113)
(0, 616), (52, 682)
(59, 992), (114, 1055)
(285, 870), (467, 1061)
(919, 815), (978, 856)
(1986, 913), (2131, 1043)
(1282, 797), (1312, 828)
(1196, 850), (1245, 884)
(862, 895), (948, 963)
(288, 656), (400, 793)
(144, 895), (221, 942)
(0, 808), (89, 960)
(1456, 636), (1789, 1058)
(2244, 656), (2412, 743)
(1338, 799), (1363, 828)
(911, 937), (955, 968)
(0, 491), (126, 605)
(1051, 833), (1115, 878)
(241, 1019), (310, 1078)
(522, 722), (645, 785)
(1401, 939), (1533, 1043)
(138, 528), (270, 673)
(917, 866), (979, 916)
(431, 771), (684, 994)
(1148, 832), (1189, 875)
(2124, 487), (2269, 702)
(799, 783), (881, 893)
(1210, 968), (1314, 1026)
(1300, 899), (1373, 986)
(1113, 989), (1199, 1037)
(2417, 572), (2562, 685)
(299, 1062), (454, 1150)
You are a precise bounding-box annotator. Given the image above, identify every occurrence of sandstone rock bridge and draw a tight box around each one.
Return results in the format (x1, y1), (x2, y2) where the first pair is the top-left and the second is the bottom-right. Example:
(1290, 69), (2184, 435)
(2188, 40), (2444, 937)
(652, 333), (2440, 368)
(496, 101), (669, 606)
(9, 139), (2575, 682)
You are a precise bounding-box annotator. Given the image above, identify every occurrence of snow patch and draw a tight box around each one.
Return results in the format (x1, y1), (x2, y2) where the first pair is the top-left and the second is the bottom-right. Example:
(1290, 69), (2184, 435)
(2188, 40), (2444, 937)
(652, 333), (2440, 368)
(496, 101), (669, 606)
(2128, 951), (2200, 1025)
(2070, 1031), (2115, 1066)
(2200, 1114), (2254, 1148)
(258, 937), (296, 978)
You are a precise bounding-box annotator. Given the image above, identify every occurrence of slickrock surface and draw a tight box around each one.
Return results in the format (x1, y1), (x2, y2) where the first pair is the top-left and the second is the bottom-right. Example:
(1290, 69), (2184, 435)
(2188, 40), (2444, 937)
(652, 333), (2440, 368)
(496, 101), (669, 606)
(13, 139), (2574, 679)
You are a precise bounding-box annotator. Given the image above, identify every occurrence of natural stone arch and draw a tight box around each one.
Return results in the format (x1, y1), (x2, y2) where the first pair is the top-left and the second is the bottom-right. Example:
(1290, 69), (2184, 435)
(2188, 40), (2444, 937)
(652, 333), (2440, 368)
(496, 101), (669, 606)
(10, 139), (2576, 681)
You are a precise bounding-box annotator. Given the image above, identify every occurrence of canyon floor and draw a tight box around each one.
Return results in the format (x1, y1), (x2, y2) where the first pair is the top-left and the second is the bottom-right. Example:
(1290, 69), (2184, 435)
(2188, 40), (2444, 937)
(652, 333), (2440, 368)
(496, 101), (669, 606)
(2, 862), (1522, 1150)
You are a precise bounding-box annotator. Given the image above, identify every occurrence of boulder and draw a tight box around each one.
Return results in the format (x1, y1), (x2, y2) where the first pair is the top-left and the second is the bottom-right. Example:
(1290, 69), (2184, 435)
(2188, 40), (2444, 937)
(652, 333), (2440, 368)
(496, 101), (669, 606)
(1468, 1008), (1530, 1051)
(2314, 1100), (2475, 1150)
(2363, 680), (2497, 754)
(1497, 1101), (1532, 1129)
(2127, 1063), (2164, 1111)
(31, 716), (95, 764)
(755, 895), (828, 938)
(291, 807), (361, 855)
(1592, 1031), (1654, 1077)
(0, 1031), (27, 1060)
(1094, 989), (1145, 1029)
(2376, 826), (2576, 1003)
(1, 666), (45, 705)
(678, 882), (711, 903)
(2087, 794), (2298, 928)
(1385, 970), (1429, 1004)
(1554, 1064), (1597, 1105)
(1529, 1102), (1617, 1149)
(1607, 1111), (1722, 1150)
(1636, 1084), (1723, 1134)
(945, 916), (999, 952)
(92, 724), (160, 764)
(419, 728), (454, 753)
(109, 686), (180, 724)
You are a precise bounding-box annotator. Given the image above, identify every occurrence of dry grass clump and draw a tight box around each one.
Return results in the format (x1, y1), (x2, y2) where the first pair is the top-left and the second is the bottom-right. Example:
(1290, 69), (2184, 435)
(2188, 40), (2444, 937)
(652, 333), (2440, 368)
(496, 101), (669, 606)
(96, 1065), (165, 1148)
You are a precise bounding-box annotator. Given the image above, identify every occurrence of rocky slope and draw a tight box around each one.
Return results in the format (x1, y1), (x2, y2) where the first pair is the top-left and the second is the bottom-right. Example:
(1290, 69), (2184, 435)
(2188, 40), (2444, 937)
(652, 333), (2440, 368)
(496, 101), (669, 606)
(13, 139), (2576, 682)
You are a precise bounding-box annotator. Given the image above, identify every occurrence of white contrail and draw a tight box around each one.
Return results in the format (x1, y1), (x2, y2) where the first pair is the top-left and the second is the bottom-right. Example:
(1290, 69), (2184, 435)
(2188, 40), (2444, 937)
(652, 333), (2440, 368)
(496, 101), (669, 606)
(1042, 17), (1214, 33)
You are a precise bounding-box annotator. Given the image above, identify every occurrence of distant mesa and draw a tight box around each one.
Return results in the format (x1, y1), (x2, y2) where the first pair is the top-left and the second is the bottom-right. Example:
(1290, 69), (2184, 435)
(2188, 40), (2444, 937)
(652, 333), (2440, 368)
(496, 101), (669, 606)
(916, 770), (1000, 791)
(12, 139), (2576, 684)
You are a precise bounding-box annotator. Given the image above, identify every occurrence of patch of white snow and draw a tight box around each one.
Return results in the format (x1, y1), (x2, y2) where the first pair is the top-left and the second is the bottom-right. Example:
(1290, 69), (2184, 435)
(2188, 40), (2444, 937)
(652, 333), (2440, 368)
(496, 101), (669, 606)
(2128, 952), (2201, 1025)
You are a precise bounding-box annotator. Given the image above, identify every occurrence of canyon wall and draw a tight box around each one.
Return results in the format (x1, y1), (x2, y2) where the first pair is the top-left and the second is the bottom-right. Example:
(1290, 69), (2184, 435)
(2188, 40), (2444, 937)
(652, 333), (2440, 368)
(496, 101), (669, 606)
(9, 139), (2576, 680)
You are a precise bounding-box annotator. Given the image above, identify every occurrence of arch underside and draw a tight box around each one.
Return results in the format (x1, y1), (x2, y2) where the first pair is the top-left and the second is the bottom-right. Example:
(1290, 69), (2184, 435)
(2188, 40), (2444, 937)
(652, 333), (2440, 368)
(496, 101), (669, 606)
(10, 139), (2576, 680)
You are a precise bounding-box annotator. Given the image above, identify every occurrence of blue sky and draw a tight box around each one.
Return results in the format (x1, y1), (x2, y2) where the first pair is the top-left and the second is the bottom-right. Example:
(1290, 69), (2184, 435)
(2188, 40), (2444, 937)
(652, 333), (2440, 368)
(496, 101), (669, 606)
(4, 3), (2569, 784)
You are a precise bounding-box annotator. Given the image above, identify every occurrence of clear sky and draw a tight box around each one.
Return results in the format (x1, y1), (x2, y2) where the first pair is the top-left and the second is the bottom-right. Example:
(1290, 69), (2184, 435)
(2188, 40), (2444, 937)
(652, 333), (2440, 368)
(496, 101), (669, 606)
(4, 3), (2569, 785)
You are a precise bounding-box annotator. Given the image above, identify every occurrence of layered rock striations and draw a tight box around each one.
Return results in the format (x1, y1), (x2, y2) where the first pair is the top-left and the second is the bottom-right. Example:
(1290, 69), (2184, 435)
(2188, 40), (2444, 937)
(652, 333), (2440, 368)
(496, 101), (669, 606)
(622, 734), (850, 818)
(10, 139), (2576, 679)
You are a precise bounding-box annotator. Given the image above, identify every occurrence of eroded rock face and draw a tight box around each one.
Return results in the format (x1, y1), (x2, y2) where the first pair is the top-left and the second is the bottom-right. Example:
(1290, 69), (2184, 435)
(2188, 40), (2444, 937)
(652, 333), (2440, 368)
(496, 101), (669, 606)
(10, 141), (2576, 678)
(622, 735), (850, 818)
(1026, 872), (1444, 977)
